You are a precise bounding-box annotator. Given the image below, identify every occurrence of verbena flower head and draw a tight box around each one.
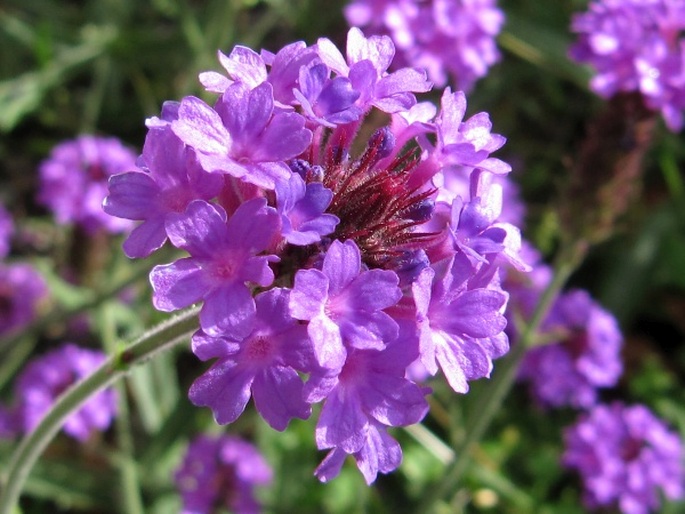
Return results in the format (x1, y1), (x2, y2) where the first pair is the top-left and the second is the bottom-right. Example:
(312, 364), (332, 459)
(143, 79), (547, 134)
(3, 343), (116, 441)
(563, 402), (684, 514)
(106, 27), (521, 482)
(38, 135), (138, 234)
(519, 289), (623, 409)
(174, 434), (272, 514)
(0, 262), (48, 338)
(345, 0), (505, 91)
(570, 0), (685, 131)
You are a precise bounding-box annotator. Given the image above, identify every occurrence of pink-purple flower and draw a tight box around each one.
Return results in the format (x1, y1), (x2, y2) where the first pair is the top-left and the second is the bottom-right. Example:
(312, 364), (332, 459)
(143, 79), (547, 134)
(106, 27), (520, 483)
(174, 434), (272, 514)
(189, 288), (315, 430)
(519, 289), (623, 409)
(345, 0), (505, 91)
(150, 199), (280, 336)
(1, 343), (117, 441)
(570, 0), (685, 131)
(38, 135), (138, 234)
(563, 402), (684, 514)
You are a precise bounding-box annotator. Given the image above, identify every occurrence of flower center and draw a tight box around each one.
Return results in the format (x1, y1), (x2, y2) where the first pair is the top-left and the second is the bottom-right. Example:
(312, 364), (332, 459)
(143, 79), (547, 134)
(321, 127), (438, 270)
(245, 334), (273, 361)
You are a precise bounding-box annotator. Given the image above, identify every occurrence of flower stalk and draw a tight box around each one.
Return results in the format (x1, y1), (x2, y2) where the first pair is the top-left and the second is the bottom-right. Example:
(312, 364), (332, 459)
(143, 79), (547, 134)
(0, 306), (199, 514)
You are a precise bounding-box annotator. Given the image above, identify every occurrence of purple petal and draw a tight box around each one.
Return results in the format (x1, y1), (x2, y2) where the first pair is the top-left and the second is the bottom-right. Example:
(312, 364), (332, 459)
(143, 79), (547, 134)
(200, 284), (256, 338)
(252, 366), (311, 431)
(308, 315), (346, 370)
(225, 197), (279, 253)
(104, 171), (159, 220)
(361, 375), (428, 427)
(191, 331), (241, 361)
(290, 269), (328, 320)
(172, 96), (232, 156)
(165, 200), (228, 257)
(150, 258), (208, 311)
(188, 362), (254, 425)
(316, 392), (368, 452)
(322, 239), (362, 294)
(122, 217), (167, 258)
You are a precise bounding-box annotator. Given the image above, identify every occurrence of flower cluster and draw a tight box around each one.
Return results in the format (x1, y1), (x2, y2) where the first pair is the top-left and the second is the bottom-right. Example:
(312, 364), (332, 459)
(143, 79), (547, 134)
(518, 288), (623, 409)
(174, 435), (272, 514)
(563, 402), (684, 514)
(0, 343), (117, 441)
(344, 0), (505, 91)
(570, 0), (685, 131)
(38, 135), (138, 234)
(504, 245), (622, 409)
(105, 28), (522, 482)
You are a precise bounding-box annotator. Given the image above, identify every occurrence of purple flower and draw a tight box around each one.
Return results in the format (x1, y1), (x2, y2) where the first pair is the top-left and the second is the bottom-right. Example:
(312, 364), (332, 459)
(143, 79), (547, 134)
(317, 27), (431, 113)
(315, 422), (403, 485)
(9, 344), (116, 441)
(293, 63), (363, 127)
(188, 288), (315, 430)
(0, 263), (48, 338)
(150, 199), (280, 336)
(345, 0), (505, 91)
(171, 82), (312, 189)
(275, 172), (339, 245)
(37, 135), (138, 234)
(519, 289), (623, 409)
(104, 123), (224, 258)
(174, 434), (272, 514)
(563, 402), (684, 514)
(306, 333), (428, 483)
(0, 203), (13, 258)
(290, 239), (402, 370)
(412, 252), (509, 393)
(117, 26), (522, 483)
(570, 0), (685, 131)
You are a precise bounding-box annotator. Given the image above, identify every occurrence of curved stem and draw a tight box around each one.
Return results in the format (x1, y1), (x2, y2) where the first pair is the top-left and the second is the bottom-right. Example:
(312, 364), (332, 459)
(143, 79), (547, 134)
(0, 306), (199, 514)
(419, 243), (586, 513)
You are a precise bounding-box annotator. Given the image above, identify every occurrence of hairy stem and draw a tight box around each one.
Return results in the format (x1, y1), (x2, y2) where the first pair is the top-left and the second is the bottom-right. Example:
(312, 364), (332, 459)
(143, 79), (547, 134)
(0, 306), (199, 514)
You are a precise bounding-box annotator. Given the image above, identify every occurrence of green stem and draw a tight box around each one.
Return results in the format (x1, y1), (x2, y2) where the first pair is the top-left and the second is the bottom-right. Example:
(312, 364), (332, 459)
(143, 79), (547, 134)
(419, 243), (586, 513)
(0, 306), (199, 514)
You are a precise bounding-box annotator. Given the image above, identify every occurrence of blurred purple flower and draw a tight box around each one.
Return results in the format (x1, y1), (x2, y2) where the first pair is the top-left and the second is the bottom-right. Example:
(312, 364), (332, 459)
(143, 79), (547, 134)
(564, 402), (684, 514)
(345, 0), (505, 91)
(38, 135), (138, 234)
(519, 289), (623, 409)
(570, 0), (685, 131)
(7, 343), (116, 441)
(174, 434), (272, 514)
(0, 262), (47, 338)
